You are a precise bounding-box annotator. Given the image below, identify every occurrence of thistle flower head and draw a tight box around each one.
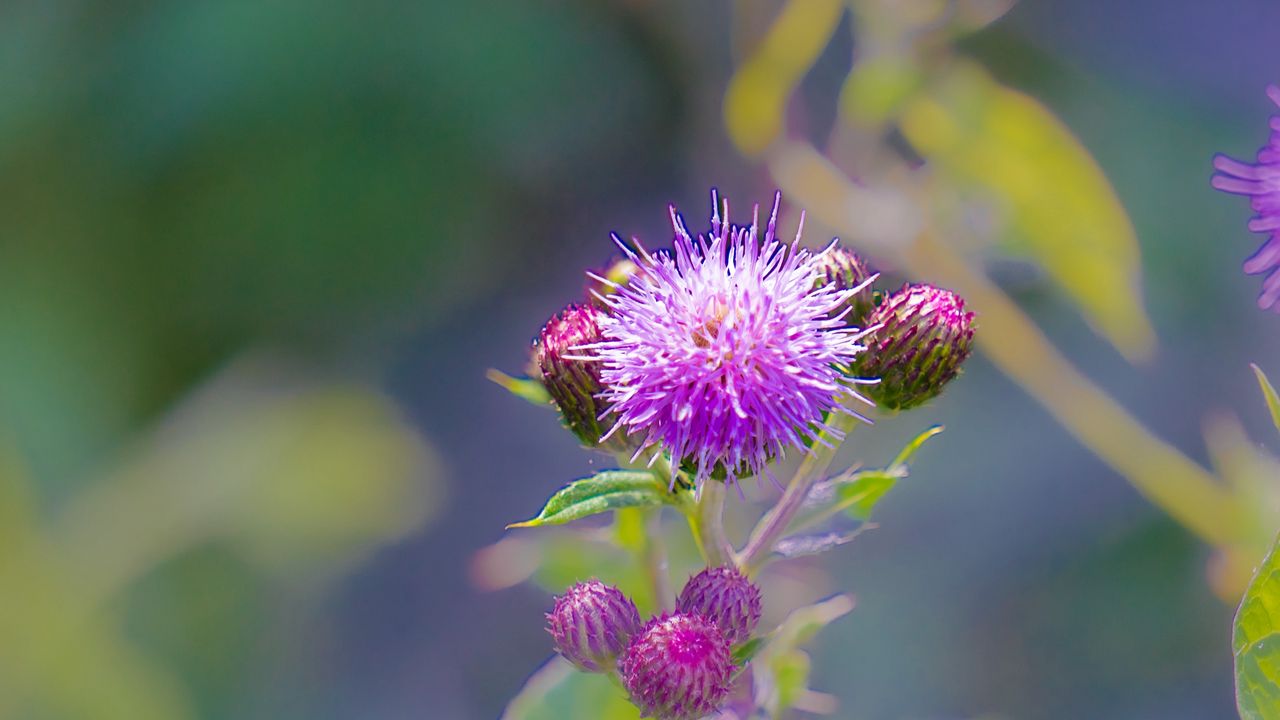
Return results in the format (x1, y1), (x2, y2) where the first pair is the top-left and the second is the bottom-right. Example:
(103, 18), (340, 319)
(812, 245), (880, 328)
(545, 579), (642, 672)
(536, 305), (630, 451)
(855, 283), (975, 411)
(676, 566), (762, 646)
(619, 612), (734, 720)
(585, 191), (873, 487)
(1212, 84), (1280, 312)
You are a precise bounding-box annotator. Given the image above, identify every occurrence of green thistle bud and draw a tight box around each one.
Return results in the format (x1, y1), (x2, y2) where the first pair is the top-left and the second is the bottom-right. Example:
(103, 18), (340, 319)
(813, 246), (879, 328)
(535, 304), (628, 450)
(854, 283), (975, 411)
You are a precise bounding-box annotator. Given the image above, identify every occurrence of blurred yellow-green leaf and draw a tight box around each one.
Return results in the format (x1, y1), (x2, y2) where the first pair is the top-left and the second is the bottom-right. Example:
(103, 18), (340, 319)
(501, 656), (639, 720)
(900, 61), (1154, 360)
(724, 0), (845, 156)
(1234, 532), (1280, 719)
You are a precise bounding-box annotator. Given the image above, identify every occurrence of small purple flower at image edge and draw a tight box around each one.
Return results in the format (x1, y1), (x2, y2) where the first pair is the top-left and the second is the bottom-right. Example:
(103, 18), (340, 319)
(1212, 84), (1280, 312)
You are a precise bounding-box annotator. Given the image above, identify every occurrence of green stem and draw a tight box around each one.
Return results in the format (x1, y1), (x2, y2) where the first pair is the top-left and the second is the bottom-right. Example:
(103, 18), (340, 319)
(696, 480), (733, 567)
(737, 413), (859, 573)
(642, 508), (673, 611)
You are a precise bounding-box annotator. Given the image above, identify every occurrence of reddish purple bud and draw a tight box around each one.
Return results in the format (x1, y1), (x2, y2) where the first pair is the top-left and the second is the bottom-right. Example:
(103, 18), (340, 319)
(546, 580), (642, 672)
(620, 613), (734, 720)
(535, 305), (629, 451)
(813, 245), (880, 328)
(676, 566), (762, 646)
(854, 283), (975, 411)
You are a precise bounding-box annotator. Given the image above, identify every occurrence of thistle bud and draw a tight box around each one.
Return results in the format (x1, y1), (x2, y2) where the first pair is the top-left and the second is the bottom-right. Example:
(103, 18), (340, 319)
(619, 613), (734, 720)
(676, 566), (762, 646)
(535, 304), (625, 450)
(813, 245), (879, 328)
(546, 580), (642, 672)
(854, 283), (975, 411)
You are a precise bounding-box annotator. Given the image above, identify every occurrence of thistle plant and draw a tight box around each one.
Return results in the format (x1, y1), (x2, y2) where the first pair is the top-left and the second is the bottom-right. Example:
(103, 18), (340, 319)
(494, 192), (974, 719)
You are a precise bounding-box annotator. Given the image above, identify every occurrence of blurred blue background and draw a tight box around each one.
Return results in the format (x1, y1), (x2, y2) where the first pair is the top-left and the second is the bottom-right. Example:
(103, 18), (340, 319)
(2, 1), (1279, 718)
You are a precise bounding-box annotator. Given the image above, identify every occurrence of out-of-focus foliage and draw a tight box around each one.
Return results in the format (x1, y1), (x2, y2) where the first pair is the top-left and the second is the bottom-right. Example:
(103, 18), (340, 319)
(900, 61), (1155, 360)
(0, 356), (440, 719)
(1235, 530), (1280, 719)
(501, 657), (640, 720)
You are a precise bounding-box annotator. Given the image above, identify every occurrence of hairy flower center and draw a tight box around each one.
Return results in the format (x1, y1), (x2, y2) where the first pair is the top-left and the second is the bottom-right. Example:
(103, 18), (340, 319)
(666, 628), (714, 666)
(690, 297), (732, 350)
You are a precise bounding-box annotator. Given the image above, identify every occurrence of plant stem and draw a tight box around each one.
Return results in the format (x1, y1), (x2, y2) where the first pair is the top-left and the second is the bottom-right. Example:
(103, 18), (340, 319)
(696, 480), (734, 567)
(737, 413), (859, 573)
(642, 507), (674, 611)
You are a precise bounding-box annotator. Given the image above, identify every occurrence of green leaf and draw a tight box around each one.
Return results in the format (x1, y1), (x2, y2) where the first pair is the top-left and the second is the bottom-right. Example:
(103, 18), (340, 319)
(900, 61), (1154, 361)
(1235, 532), (1280, 719)
(833, 470), (903, 522)
(501, 656), (639, 720)
(752, 595), (854, 718)
(487, 369), (551, 407)
(732, 636), (766, 668)
(1253, 365), (1280, 435)
(819, 425), (942, 522)
(508, 471), (672, 529)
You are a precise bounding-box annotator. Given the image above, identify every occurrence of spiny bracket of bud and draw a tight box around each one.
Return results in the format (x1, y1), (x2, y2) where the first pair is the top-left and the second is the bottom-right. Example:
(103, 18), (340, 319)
(619, 612), (734, 720)
(853, 283), (975, 411)
(676, 566), (762, 647)
(546, 580), (642, 673)
(535, 304), (630, 451)
(812, 245), (880, 328)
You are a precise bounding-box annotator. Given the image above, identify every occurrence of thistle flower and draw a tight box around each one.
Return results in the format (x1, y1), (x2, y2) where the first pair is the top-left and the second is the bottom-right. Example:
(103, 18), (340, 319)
(545, 579), (642, 672)
(536, 305), (630, 451)
(583, 191), (874, 487)
(619, 612), (734, 720)
(854, 283), (975, 411)
(676, 566), (762, 646)
(813, 245), (880, 328)
(1212, 84), (1280, 311)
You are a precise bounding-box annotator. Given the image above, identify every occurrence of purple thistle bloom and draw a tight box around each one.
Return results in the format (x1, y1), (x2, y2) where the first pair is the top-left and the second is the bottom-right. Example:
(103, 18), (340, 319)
(546, 580), (642, 673)
(1212, 85), (1280, 311)
(582, 191), (874, 487)
(619, 612), (734, 720)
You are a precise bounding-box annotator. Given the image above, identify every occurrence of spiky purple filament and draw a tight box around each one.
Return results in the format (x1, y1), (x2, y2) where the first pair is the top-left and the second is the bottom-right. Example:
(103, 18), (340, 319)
(582, 191), (874, 487)
(1212, 84), (1280, 311)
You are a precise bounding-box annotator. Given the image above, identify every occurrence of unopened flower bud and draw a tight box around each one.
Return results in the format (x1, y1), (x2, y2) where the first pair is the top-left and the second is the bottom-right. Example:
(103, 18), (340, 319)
(535, 305), (627, 450)
(813, 245), (879, 328)
(854, 283), (975, 411)
(676, 566), (762, 646)
(619, 613), (734, 720)
(546, 580), (642, 672)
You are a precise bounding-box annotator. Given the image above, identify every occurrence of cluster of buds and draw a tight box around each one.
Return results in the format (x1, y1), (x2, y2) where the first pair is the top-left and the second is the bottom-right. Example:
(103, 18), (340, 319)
(531, 243), (976, 459)
(548, 566), (761, 720)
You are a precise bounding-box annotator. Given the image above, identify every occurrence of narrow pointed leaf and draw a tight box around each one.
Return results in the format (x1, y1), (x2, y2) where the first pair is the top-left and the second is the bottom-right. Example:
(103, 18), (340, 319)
(508, 471), (671, 529)
(488, 369), (551, 407)
(1253, 364), (1280, 434)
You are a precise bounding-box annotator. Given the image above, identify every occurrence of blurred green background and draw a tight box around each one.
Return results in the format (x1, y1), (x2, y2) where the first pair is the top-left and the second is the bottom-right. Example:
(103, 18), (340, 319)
(1, 1), (1278, 718)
